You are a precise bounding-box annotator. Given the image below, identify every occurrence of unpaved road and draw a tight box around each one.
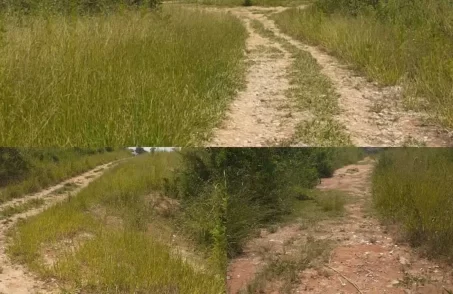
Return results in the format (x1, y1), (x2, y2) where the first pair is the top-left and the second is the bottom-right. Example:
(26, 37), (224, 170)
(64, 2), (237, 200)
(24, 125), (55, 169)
(206, 6), (452, 147)
(227, 158), (453, 293)
(0, 161), (122, 294)
(209, 7), (307, 147)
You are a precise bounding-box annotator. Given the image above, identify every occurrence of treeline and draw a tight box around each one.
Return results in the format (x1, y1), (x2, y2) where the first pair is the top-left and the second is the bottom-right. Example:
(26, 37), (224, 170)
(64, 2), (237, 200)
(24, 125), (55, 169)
(0, 0), (161, 14)
(0, 148), (130, 203)
(373, 148), (453, 261)
(165, 148), (364, 260)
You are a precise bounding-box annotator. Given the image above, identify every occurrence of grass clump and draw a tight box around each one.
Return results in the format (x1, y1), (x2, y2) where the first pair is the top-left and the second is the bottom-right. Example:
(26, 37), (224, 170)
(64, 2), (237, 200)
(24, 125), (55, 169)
(0, 6), (246, 146)
(310, 189), (345, 213)
(245, 237), (332, 293)
(372, 148), (453, 260)
(0, 148), (130, 204)
(273, 0), (453, 129)
(8, 152), (225, 293)
(250, 18), (350, 146)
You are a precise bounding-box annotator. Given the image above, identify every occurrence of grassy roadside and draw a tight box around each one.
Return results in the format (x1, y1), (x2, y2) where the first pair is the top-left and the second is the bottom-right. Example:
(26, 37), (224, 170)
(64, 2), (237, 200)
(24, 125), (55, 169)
(0, 148), (131, 204)
(7, 152), (225, 293)
(250, 19), (350, 146)
(372, 148), (453, 261)
(0, 6), (246, 146)
(272, 2), (453, 129)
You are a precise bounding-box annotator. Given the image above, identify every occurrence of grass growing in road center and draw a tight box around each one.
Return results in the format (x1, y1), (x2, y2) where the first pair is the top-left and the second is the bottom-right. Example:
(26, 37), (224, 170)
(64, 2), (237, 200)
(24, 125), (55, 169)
(0, 6), (246, 146)
(273, 2), (453, 130)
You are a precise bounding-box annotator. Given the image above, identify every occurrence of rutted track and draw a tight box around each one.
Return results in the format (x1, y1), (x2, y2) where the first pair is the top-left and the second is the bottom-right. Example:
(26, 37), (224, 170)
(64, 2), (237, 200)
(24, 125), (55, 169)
(208, 7), (308, 147)
(0, 161), (123, 294)
(206, 5), (452, 147)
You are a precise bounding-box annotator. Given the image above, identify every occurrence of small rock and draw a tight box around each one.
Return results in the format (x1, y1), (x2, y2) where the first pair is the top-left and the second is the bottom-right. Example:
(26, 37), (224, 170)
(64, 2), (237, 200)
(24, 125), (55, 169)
(391, 279), (400, 286)
(399, 256), (410, 265)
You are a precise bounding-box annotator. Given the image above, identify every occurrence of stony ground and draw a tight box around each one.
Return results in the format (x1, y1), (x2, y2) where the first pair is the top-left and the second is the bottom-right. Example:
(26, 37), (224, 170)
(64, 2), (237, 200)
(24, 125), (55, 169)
(227, 158), (453, 293)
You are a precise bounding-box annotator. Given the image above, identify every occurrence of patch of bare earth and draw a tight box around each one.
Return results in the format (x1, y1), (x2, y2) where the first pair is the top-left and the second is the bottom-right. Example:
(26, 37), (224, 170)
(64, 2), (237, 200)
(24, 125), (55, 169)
(206, 4), (452, 147)
(0, 161), (122, 294)
(208, 8), (309, 147)
(227, 158), (453, 293)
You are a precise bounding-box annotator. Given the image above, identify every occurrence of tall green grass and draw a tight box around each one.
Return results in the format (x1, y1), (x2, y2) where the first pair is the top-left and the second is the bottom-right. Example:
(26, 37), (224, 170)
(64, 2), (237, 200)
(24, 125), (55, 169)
(0, 6), (246, 146)
(273, 1), (453, 128)
(0, 148), (131, 204)
(372, 148), (453, 260)
(8, 152), (225, 293)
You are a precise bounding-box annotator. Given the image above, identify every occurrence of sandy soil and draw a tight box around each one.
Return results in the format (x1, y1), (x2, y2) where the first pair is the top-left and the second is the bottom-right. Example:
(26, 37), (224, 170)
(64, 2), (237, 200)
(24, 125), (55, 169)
(208, 8), (309, 147)
(206, 5), (453, 147)
(0, 161), (122, 294)
(227, 158), (453, 293)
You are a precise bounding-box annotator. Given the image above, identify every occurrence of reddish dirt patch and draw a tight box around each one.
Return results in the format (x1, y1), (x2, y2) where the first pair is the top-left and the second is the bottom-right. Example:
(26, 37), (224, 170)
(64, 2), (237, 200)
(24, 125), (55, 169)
(228, 158), (453, 294)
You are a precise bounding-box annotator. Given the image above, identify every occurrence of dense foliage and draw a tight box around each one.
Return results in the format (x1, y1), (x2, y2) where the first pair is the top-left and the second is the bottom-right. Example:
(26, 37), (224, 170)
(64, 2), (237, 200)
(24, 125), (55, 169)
(166, 148), (364, 258)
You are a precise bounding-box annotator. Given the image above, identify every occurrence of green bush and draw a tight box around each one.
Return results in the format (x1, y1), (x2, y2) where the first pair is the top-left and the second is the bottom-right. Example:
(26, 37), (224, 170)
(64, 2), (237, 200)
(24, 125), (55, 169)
(168, 148), (364, 258)
(0, 148), (30, 187)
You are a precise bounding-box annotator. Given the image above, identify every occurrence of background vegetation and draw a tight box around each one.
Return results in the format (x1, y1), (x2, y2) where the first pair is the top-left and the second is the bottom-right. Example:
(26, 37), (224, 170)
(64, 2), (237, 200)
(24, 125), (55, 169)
(8, 152), (225, 293)
(0, 148), (130, 203)
(372, 148), (453, 261)
(174, 0), (310, 7)
(273, 0), (453, 128)
(165, 148), (364, 259)
(0, 0), (161, 14)
(0, 3), (246, 146)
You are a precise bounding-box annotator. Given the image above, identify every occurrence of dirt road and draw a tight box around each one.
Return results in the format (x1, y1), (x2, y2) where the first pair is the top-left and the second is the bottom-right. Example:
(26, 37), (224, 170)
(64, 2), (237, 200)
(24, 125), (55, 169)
(227, 158), (453, 293)
(207, 6), (452, 147)
(0, 161), (122, 294)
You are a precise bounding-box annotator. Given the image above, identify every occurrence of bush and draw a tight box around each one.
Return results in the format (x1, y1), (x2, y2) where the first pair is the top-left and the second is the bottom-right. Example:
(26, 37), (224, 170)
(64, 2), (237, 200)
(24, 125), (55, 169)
(0, 148), (29, 186)
(167, 148), (364, 258)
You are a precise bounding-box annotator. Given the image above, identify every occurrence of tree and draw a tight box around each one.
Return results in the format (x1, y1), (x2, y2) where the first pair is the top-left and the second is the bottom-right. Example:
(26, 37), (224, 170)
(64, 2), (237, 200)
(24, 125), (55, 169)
(135, 147), (147, 155)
